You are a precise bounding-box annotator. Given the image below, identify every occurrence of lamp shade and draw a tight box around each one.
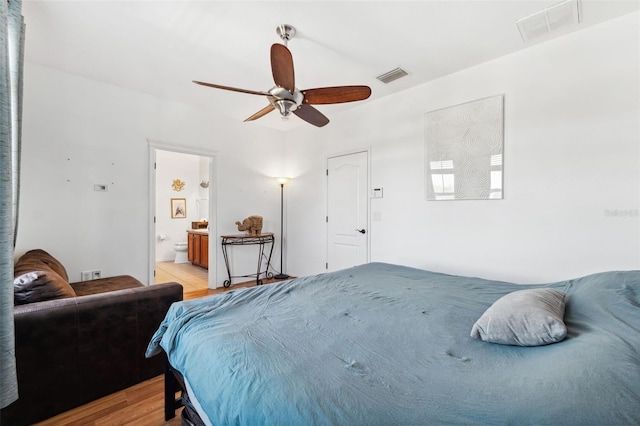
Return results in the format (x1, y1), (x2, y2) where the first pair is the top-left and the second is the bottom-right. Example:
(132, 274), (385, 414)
(274, 177), (291, 185)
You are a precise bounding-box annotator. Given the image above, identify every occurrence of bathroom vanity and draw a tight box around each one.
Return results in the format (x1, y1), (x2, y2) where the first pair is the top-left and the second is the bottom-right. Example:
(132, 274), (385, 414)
(187, 230), (208, 269)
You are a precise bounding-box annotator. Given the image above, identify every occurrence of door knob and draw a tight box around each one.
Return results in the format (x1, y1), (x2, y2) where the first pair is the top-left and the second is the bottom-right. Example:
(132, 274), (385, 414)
(356, 229), (366, 234)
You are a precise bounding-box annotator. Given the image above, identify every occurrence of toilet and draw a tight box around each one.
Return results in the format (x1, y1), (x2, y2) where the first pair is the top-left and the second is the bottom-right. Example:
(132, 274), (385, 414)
(174, 242), (189, 263)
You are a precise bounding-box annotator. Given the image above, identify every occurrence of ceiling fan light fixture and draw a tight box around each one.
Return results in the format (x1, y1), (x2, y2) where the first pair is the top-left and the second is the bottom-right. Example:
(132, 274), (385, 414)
(267, 86), (303, 117)
(275, 99), (298, 116)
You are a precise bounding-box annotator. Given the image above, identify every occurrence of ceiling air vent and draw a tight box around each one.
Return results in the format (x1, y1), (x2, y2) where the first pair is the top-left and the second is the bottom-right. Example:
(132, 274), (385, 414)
(376, 67), (408, 84)
(516, 0), (580, 42)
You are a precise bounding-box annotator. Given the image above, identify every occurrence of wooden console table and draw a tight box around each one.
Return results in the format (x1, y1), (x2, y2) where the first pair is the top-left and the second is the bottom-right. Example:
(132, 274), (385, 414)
(220, 233), (275, 287)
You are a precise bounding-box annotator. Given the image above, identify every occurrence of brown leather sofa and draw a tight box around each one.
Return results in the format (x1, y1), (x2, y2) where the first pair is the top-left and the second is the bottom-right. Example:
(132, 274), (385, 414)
(1, 249), (183, 426)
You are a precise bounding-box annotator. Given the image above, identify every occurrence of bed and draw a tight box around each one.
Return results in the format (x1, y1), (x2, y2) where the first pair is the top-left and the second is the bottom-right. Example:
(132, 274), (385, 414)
(146, 262), (640, 425)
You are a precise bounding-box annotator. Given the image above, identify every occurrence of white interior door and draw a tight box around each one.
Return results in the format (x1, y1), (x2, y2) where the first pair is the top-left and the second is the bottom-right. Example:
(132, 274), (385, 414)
(327, 151), (368, 272)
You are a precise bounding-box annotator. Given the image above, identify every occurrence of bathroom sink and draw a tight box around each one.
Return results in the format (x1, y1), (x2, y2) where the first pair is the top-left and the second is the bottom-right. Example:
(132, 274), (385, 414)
(189, 229), (209, 234)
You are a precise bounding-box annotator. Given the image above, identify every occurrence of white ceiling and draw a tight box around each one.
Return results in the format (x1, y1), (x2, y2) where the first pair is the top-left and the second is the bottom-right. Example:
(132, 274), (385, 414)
(22, 0), (640, 131)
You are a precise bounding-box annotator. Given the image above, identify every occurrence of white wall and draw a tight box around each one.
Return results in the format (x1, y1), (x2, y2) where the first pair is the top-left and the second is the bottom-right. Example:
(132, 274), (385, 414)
(17, 63), (286, 286)
(284, 12), (640, 284)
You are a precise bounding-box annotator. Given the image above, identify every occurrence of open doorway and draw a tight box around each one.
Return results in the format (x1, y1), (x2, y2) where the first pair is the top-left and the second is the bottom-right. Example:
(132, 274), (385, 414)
(148, 141), (217, 291)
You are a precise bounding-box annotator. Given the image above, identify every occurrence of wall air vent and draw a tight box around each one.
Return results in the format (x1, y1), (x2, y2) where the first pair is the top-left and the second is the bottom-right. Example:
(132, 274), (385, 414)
(516, 0), (580, 42)
(376, 67), (409, 84)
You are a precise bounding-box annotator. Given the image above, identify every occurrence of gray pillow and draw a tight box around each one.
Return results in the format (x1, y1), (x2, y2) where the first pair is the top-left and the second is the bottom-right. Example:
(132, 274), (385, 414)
(14, 270), (76, 305)
(470, 288), (567, 346)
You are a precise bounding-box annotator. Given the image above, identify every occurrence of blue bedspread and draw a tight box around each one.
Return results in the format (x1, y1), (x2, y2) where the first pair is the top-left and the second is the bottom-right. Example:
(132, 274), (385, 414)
(147, 262), (640, 425)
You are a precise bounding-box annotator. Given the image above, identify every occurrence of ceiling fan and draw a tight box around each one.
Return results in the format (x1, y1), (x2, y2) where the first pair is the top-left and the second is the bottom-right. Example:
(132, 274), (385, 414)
(193, 25), (372, 127)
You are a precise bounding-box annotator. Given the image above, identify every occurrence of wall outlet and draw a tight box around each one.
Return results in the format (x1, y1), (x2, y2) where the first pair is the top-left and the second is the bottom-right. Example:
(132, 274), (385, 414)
(81, 271), (92, 281)
(92, 270), (102, 279)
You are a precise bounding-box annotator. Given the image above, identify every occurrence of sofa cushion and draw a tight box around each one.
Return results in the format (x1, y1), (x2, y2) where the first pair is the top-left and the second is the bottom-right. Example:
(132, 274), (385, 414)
(14, 270), (77, 305)
(15, 249), (69, 282)
(70, 275), (144, 296)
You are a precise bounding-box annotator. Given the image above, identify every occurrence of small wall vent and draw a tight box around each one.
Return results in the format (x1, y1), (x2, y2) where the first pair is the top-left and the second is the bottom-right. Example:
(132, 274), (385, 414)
(516, 0), (580, 42)
(376, 67), (408, 84)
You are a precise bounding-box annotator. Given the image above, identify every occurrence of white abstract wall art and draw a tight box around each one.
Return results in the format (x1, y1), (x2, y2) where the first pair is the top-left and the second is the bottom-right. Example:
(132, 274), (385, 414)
(425, 95), (504, 201)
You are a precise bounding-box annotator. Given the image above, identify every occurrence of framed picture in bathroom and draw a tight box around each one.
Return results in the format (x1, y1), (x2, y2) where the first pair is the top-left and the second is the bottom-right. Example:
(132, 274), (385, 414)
(171, 198), (187, 218)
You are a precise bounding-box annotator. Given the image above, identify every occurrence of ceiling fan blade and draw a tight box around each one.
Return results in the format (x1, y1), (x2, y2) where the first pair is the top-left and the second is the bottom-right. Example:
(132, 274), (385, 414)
(244, 104), (276, 122)
(293, 104), (329, 127)
(302, 86), (372, 105)
(270, 44), (295, 92)
(193, 80), (269, 96)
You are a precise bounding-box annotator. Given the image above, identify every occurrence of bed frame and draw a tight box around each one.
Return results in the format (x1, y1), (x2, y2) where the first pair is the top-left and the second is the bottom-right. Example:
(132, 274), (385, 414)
(164, 359), (206, 426)
(164, 360), (183, 421)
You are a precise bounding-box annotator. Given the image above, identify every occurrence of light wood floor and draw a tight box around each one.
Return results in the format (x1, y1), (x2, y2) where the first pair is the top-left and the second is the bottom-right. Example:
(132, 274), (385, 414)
(35, 375), (181, 426)
(154, 261), (208, 293)
(35, 274), (289, 425)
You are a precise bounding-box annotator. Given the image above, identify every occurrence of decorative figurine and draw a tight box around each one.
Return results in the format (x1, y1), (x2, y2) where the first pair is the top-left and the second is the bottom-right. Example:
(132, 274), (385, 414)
(235, 215), (263, 236)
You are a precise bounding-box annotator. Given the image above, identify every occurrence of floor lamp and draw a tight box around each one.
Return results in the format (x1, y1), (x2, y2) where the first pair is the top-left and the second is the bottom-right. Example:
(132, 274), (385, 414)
(273, 177), (291, 279)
